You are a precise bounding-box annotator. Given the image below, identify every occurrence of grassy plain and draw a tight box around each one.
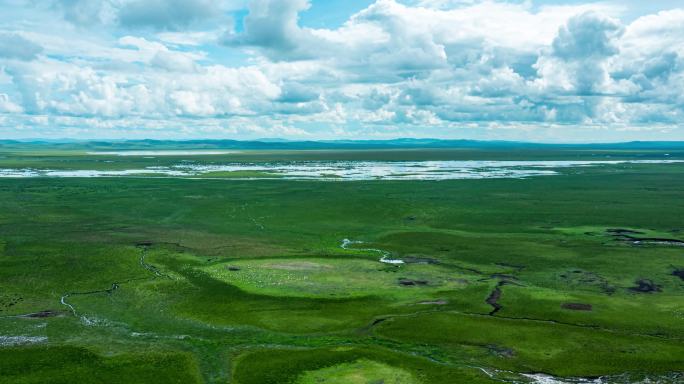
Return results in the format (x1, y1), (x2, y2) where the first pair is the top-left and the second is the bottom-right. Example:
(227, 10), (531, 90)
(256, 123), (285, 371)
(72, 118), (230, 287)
(0, 148), (682, 383)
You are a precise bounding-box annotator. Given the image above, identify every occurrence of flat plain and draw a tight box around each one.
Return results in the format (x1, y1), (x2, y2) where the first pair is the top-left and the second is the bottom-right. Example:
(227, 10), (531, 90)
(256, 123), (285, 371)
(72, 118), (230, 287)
(0, 147), (682, 383)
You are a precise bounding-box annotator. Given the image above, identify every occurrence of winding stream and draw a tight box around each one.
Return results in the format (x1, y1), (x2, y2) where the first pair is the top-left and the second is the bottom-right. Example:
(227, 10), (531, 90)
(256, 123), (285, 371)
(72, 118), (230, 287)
(139, 246), (166, 277)
(59, 246), (166, 320)
(340, 238), (404, 264)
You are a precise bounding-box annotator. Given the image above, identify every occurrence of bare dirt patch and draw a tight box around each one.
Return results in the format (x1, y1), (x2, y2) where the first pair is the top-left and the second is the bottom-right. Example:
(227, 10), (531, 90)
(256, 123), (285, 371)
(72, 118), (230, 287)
(371, 318), (387, 326)
(264, 261), (332, 271)
(0, 294), (23, 310)
(629, 279), (662, 293)
(561, 303), (593, 311)
(606, 228), (645, 236)
(495, 262), (526, 271)
(402, 256), (440, 265)
(398, 278), (429, 286)
(417, 300), (448, 305)
(486, 344), (516, 358)
(558, 270), (615, 295)
(490, 273), (518, 281)
(606, 229), (684, 247)
(22, 310), (62, 318)
(486, 281), (508, 315)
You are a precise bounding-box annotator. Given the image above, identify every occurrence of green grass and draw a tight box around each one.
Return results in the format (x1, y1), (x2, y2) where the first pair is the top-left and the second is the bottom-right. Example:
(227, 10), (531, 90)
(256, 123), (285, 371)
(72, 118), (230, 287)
(295, 359), (420, 384)
(203, 257), (470, 300)
(0, 346), (202, 384)
(232, 347), (493, 384)
(375, 311), (684, 376)
(0, 148), (682, 382)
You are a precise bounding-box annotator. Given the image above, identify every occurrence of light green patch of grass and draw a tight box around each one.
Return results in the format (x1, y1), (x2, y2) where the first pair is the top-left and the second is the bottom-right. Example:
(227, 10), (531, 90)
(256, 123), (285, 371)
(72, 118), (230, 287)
(203, 258), (470, 299)
(295, 359), (420, 384)
(232, 347), (493, 384)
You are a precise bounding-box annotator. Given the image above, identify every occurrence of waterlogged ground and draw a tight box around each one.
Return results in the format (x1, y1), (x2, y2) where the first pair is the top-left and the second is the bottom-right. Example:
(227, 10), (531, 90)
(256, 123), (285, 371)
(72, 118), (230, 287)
(0, 149), (683, 383)
(0, 159), (683, 180)
(87, 150), (240, 156)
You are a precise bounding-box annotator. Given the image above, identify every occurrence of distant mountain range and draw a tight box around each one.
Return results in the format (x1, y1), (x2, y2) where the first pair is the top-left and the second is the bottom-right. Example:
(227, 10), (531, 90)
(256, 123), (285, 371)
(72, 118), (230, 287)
(1, 138), (684, 150)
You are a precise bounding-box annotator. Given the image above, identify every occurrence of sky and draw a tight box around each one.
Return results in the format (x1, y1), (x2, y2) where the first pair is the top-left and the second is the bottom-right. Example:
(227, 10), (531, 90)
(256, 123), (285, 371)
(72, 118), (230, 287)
(0, 0), (683, 142)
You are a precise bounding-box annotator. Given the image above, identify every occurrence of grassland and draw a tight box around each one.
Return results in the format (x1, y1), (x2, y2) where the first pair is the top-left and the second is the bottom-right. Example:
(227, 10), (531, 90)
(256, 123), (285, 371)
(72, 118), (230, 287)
(0, 148), (682, 383)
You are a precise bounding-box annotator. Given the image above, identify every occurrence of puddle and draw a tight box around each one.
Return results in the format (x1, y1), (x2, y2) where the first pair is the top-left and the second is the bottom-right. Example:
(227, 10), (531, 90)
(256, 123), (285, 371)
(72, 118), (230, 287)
(0, 335), (47, 347)
(0, 169), (40, 178)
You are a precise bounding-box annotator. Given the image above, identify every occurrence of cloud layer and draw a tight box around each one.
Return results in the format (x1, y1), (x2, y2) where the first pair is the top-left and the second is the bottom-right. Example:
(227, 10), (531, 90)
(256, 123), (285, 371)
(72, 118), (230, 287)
(0, 0), (683, 140)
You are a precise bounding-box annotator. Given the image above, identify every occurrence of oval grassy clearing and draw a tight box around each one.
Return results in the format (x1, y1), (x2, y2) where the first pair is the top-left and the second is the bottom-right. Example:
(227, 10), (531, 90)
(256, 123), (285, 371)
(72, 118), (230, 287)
(295, 359), (420, 384)
(231, 346), (492, 384)
(203, 258), (469, 299)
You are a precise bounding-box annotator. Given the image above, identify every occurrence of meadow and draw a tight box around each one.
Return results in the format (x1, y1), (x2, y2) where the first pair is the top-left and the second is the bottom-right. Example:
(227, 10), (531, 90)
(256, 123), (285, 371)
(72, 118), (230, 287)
(0, 147), (682, 383)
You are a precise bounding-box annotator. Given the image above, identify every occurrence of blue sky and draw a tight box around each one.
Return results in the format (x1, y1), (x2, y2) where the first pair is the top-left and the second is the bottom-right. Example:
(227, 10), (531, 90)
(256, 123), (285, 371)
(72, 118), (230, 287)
(0, 0), (683, 142)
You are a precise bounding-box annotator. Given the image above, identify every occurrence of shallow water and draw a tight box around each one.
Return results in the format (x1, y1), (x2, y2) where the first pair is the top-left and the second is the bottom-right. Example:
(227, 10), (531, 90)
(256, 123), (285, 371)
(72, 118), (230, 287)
(522, 372), (683, 384)
(0, 160), (681, 180)
(482, 369), (683, 384)
(0, 335), (47, 347)
(87, 150), (240, 156)
(522, 373), (602, 384)
(0, 168), (189, 178)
